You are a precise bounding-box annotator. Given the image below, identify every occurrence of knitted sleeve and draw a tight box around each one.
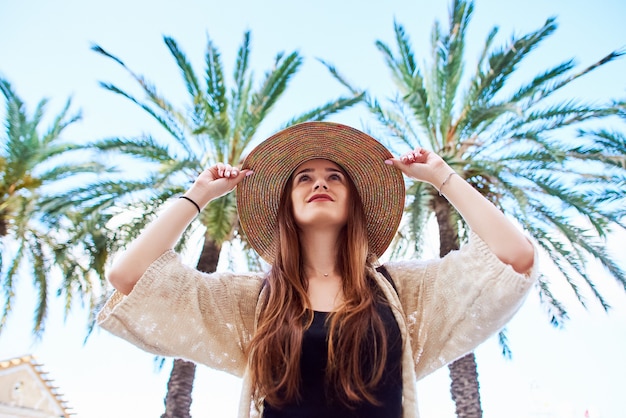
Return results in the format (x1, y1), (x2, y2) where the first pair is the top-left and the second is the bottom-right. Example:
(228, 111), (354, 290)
(383, 232), (537, 380)
(97, 250), (264, 378)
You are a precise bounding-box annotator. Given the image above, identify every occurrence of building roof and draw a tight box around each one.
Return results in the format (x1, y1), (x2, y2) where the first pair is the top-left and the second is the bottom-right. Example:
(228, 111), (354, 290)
(0, 355), (73, 417)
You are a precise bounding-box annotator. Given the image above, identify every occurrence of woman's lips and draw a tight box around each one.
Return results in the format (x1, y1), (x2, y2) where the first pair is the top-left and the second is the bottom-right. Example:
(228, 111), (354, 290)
(308, 194), (333, 202)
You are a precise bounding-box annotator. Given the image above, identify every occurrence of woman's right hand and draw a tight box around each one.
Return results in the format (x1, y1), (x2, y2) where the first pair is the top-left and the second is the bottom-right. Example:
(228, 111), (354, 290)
(184, 163), (253, 210)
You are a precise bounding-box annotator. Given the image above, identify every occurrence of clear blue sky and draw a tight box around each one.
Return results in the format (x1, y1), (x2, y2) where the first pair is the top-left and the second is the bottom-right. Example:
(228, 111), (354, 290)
(1, 0), (625, 417)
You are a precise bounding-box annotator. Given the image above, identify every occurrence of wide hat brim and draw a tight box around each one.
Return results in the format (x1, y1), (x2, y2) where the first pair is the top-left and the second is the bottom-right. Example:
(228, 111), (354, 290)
(237, 121), (405, 263)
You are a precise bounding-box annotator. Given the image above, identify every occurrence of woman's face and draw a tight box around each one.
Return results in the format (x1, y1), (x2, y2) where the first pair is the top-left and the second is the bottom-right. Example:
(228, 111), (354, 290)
(290, 159), (350, 230)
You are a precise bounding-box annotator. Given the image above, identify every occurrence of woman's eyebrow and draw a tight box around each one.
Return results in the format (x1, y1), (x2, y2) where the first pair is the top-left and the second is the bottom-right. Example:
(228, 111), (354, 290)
(294, 168), (314, 177)
(294, 166), (344, 177)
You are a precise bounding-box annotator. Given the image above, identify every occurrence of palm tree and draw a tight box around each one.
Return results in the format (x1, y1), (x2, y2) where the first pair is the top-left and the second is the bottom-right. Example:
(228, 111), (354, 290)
(0, 77), (108, 336)
(327, 0), (625, 416)
(73, 31), (364, 417)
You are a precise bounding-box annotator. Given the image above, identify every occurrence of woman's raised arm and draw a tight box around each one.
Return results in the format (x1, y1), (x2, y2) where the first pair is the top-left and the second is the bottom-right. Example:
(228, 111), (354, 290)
(107, 164), (251, 295)
(386, 149), (535, 274)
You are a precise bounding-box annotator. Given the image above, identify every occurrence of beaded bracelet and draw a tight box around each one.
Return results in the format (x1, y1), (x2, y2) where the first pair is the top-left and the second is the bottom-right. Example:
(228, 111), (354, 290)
(438, 172), (457, 196)
(178, 195), (201, 214)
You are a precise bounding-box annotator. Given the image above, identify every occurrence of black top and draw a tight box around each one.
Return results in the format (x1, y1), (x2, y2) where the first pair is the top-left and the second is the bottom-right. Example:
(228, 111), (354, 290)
(263, 301), (403, 418)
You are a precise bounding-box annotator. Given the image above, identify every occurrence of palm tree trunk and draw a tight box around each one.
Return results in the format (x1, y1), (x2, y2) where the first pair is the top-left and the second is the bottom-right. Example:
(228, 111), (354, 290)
(161, 235), (222, 417)
(0, 212), (7, 236)
(448, 353), (482, 418)
(433, 195), (483, 418)
(161, 359), (196, 418)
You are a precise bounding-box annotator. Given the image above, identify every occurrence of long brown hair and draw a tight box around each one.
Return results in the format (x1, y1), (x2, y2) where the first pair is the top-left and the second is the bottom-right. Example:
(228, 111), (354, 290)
(247, 166), (389, 409)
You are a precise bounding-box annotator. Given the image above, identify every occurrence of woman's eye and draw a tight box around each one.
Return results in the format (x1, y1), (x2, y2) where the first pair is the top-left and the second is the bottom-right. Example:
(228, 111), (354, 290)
(329, 174), (342, 181)
(297, 175), (310, 182)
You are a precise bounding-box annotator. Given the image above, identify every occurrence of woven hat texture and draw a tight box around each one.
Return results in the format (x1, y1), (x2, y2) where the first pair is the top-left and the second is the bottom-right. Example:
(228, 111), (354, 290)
(237, 122), (405, 263)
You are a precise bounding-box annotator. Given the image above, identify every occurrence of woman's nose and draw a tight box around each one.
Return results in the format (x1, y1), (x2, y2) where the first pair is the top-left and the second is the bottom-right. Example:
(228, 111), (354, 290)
(314, 180), (328, 190)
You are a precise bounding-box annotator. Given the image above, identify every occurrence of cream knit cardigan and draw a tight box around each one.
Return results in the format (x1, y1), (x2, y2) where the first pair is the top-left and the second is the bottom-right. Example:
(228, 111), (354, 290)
(98, 232), (537, 417)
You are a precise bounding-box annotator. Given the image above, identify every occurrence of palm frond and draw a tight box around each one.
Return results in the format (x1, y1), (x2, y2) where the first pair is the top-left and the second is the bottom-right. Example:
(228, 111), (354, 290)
(229, 32), (253, 157)
(203, 193), (237, 245)
(574, 128), (626, 169)
(203, 34), (228, 119)
(251, 51), (303, 121)
(318, 58), (362, 96)
(435, 0), (472, 144)
(527, 173), (613, 234)
(280, 94), (365, 128)
(527, 221), (590, 307)
(38, 162), (106, 183)
(232, 31), (252, 110)
(164, 36), (201, 100)
(517, 102), (616, 132)
(98, 82), (188, 148)
(41, 98), (82, 146)
(509, 60), (575, 103)
(535, 275), (569, 328)
(93, 44), (182, 118)
(528, 201), (616, 310)
(497, 329), (512, 360)
(228, 78), (254, 162)
(30, 234), (48, 337)
(389, 21), (419, 88)
(93, 45), (193, 155)
(409, 182), (434, 239)
(200, 34), (232, 161)
(369, 98), (424, 151)
(0, 243), (25, 333)
(90, 136), (180, 164)
(39, 178), (163, 215)
(543, 48), (626, 100)
(376, 25), (432, 137)
(483, 17), (557, 103)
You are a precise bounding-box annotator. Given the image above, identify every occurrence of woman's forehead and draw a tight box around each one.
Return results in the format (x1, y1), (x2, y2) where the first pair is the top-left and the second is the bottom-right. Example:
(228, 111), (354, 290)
(294, 158), (344, 172)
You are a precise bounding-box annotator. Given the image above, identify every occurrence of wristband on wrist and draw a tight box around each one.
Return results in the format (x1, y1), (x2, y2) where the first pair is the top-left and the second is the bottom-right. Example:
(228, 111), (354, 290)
(178, 195), (201, 214)
(438, 172), (457, 196)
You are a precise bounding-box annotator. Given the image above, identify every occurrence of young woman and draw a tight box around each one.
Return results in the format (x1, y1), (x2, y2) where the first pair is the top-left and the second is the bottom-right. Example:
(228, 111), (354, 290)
(98, 122), (536, 418)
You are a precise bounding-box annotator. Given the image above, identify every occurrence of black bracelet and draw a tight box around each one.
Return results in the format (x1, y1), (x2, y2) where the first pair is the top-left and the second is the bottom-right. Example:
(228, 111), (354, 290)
(178, 195), (201, 214)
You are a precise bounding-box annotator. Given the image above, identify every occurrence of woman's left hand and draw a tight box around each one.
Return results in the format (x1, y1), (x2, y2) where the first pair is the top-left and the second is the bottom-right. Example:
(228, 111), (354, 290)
(386, 147), (453, 187)
(388, 148), (535, 274)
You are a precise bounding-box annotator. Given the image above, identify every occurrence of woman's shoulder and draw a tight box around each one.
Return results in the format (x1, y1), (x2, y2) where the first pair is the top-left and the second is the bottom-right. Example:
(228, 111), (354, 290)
(211, 270), (266, 291)
(380, 258), (433, 282)
(140, 249), (266, 296)
(381, 231), (507, 275)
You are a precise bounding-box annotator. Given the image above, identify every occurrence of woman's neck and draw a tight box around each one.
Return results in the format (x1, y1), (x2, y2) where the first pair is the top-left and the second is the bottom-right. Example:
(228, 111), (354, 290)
(298, 227), (346, 311)
(299, 227), (340, 278)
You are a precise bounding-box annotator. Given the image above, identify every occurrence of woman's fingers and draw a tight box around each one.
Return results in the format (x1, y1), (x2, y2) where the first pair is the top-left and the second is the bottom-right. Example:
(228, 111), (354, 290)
(386, 148), (450, 185)
(214, 163), (240, 178)
(400, 147), (428, 164)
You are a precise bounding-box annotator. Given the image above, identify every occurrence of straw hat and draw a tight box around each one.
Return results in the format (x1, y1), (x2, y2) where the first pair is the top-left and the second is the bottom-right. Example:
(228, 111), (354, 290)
(237, 122), (405, 263)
